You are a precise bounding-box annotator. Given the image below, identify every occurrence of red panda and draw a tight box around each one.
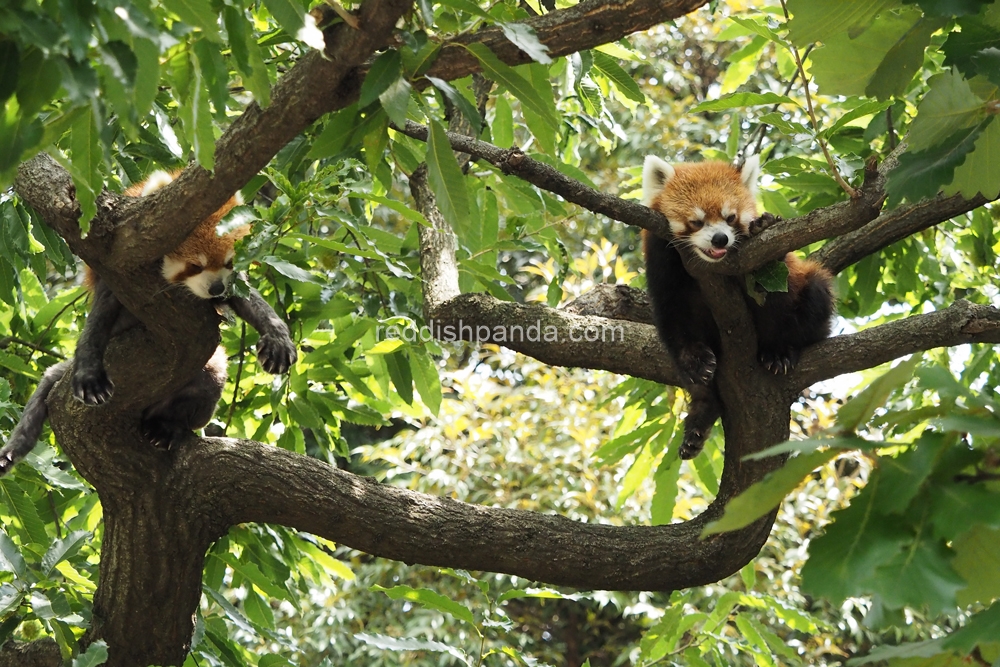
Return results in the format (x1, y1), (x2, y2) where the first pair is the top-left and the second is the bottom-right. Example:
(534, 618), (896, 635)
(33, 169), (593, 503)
(0, 170), (297, 475)
(641, 156), (834, 459)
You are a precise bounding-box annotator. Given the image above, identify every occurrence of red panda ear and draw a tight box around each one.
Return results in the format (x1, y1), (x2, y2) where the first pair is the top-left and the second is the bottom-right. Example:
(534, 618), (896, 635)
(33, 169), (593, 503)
(227, 224), (252, 241)
(642, 156), (675, 206)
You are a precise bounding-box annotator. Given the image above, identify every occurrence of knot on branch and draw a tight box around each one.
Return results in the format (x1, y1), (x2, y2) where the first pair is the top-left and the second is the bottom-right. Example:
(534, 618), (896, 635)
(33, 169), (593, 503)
(501, 149), (526, 171)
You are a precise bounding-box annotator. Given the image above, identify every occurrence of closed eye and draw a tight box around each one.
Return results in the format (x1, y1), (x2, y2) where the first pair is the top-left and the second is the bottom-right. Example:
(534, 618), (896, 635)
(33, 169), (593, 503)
(726, 214), (736, 224)
(186, 263), (204, 275)
(225, 259), (234, 270)
(689, 220), (704, 229)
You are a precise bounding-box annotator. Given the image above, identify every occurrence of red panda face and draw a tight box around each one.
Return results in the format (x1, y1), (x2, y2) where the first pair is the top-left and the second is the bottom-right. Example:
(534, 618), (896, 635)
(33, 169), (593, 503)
(641, 156), (759, 263)
(127, 170), (249, 299)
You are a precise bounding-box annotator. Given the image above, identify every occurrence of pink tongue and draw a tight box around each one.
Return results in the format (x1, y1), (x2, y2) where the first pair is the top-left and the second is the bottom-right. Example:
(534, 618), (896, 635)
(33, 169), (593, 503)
(706, 248), (727, 259)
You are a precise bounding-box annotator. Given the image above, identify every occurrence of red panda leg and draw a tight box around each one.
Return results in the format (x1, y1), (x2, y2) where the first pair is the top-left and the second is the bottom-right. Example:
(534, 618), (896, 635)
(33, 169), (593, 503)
(680, 384), (722, 459)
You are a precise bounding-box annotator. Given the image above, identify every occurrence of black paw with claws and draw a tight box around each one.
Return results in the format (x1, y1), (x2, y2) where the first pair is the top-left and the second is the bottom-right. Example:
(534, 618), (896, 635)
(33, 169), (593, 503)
(679, 428), (707, 460)
(72, 367), (114, 406)
(257, 334), (297, 375)
(678, 343), (717, 386)
(759, 348), (800, 375)
(749, 212), (782, 236)
(142, 419), (186, 450)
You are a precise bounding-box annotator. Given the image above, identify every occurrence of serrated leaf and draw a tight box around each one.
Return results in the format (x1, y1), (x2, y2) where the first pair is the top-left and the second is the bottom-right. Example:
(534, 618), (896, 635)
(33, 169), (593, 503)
(822, 99), (893, 139)
(592, 51), (644, 103)
(942, 601), (1000, 652)
(466, 42), (557, 131)
(943, 14), (1000, 77)
(873, 538), (964, 614)
(242, 588), (275, 631)
(68, 106), (101, 232)
(786, 0), (898, 48)
(752, 260), (789, 293)
(425, 117), (471, 231)
(809, 6), (927, 99)
(865, 16), (944, 100)
(41, 530), (90, 577)
(307, 105), (360, 160)
(500, 22), (551, 64)
(886, 119), (988, 206)
(907, 70), (985, 152)
(837, 355), (921, 431)
(690, 92), (797, 113)
(217, 553), (291, 602)
(372, 585), (475, 625)
(410, 350), (442, 416)
(0, 477), (48, 545)
(801, 474), (911, 603)
(224, 7), (271, 107)
(203, 585), (258, 637)
(945, 115), (1000, 200)
(702, 449), (837, 536)
(359, 50), (402, 109)
(0, 529), (26, 578)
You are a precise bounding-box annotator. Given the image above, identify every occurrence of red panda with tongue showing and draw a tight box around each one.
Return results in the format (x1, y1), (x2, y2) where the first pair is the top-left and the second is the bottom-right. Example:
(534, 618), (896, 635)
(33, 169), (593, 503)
(641, 156), (834, 459)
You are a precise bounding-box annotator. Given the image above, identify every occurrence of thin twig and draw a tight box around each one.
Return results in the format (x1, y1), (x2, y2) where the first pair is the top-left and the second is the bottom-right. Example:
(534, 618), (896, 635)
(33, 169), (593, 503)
(0, 336), (67, 359)
(225, 322), (247, 432)
(746, 44), (814, 160)
(779, 0), (856, 198)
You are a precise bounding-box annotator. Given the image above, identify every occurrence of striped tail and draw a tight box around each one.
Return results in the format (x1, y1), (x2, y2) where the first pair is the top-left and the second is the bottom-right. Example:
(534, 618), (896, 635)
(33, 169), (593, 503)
(0, 361), (70, 476)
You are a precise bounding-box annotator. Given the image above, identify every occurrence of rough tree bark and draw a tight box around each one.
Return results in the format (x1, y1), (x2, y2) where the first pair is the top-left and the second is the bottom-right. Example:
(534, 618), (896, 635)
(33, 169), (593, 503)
(6, 0), (1000, 664)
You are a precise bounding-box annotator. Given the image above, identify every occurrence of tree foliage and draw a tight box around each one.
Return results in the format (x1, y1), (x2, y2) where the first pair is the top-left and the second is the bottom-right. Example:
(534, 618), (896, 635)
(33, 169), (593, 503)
(0, 0), (999, 665)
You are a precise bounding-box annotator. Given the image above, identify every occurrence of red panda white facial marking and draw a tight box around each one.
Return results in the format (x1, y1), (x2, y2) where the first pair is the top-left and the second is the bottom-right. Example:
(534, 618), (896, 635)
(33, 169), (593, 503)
(133, 170), (247, 299)
(642, 155), (760, 263)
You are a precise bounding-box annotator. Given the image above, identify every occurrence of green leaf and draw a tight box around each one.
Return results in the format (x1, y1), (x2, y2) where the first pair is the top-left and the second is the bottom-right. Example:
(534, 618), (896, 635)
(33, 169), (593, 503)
(217, 554), (292, 602)
(500, 22), (551, 64)
(0, 477), (48, 545)
(371, 585), (475, 625)
(702, 449), (838, 536)
(426, 76), (482, 132)
(592, 51), (644, 103)
(492, 94), (514, 148)
(263, 0), (324, 49)
(466, 42), (558, 131)
(203, 585), (259, 637)
(261, 256), (318, 283)
(68, 105), (102, 232)
(41, 530), (90, 577)
(650, 449), (681, 526)
(821, 99), (893, 139)
(836, 355), (921, 431)
(907, 70), (985, 153)
(886, 119), (989, 207)
(873, 538), (965, 614)
(224, 7), (271, 107)
(355, 633), (471, 665)
(384, 350), (414, 405)
(847, 639), (945, 666)
(951, 525), (1000, 606)
(943, 14), (1000, 77)
(378, 76), (412, 129)
(801, 474), (911, 603)
(425, 117), (471, 231)
(865, 16), (945, 100)
(942, 600), (1000, 652)
(71, 640), (109, 667)
(808, 6), (929, 99)
(690, 92), (798, 113)
(945, 114), (1000, 200)
(307, 105), (360, 160)
(0, 529), (27, 579)
(359, 50), (402, 109)
(877, 434), (944, 515)
(410, 349), (442, 416)
(752, 260), (789, 293)
(162, 0), (222, 42)
(242, 588), (275, 631)
(616, 442), (657, 510)
(786, 0), (898, 48)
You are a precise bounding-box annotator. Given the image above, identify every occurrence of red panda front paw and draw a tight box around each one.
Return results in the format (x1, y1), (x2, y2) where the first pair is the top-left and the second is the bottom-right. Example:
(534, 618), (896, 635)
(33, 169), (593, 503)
(759, 348), (800, 375)
(678, 343), (717, 385)
(141, 418), (185, 450)
(72, 367), (114, 406)
(679, 427), (707, 459)
(257, 334), (297, 375)
(749, 212), (781, 236)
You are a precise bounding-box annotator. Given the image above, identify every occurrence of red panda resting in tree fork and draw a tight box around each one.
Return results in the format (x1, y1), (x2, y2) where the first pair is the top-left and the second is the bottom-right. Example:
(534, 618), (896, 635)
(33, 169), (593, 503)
(641, 156), (834, 459)
(0, 171), (298, 475)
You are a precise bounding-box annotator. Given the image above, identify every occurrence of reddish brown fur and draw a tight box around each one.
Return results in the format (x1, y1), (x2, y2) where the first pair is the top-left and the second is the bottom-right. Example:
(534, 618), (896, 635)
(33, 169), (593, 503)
(649, 161), (756, 236)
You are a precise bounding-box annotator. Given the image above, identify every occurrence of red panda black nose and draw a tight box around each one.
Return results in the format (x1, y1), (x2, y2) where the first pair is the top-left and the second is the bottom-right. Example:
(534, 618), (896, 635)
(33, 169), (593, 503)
(711, 232), (729, 249)
(208, 280), (226, 297)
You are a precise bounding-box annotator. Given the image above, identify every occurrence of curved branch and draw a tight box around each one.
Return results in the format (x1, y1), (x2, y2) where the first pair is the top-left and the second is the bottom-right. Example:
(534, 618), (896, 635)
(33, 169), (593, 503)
(184, 437), (773, 591)
(397, 120), (674, 238)
(428, 293), (685, 386)
(812, 192), (991, 274)
(790, 300), (1000, 389)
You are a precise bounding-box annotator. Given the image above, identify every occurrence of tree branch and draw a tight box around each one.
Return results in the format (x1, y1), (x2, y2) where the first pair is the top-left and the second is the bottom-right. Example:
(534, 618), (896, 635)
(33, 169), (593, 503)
(790, 300), (1000, 389)
(812, 192), (991, 274)
(185, 436), (773, 592)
